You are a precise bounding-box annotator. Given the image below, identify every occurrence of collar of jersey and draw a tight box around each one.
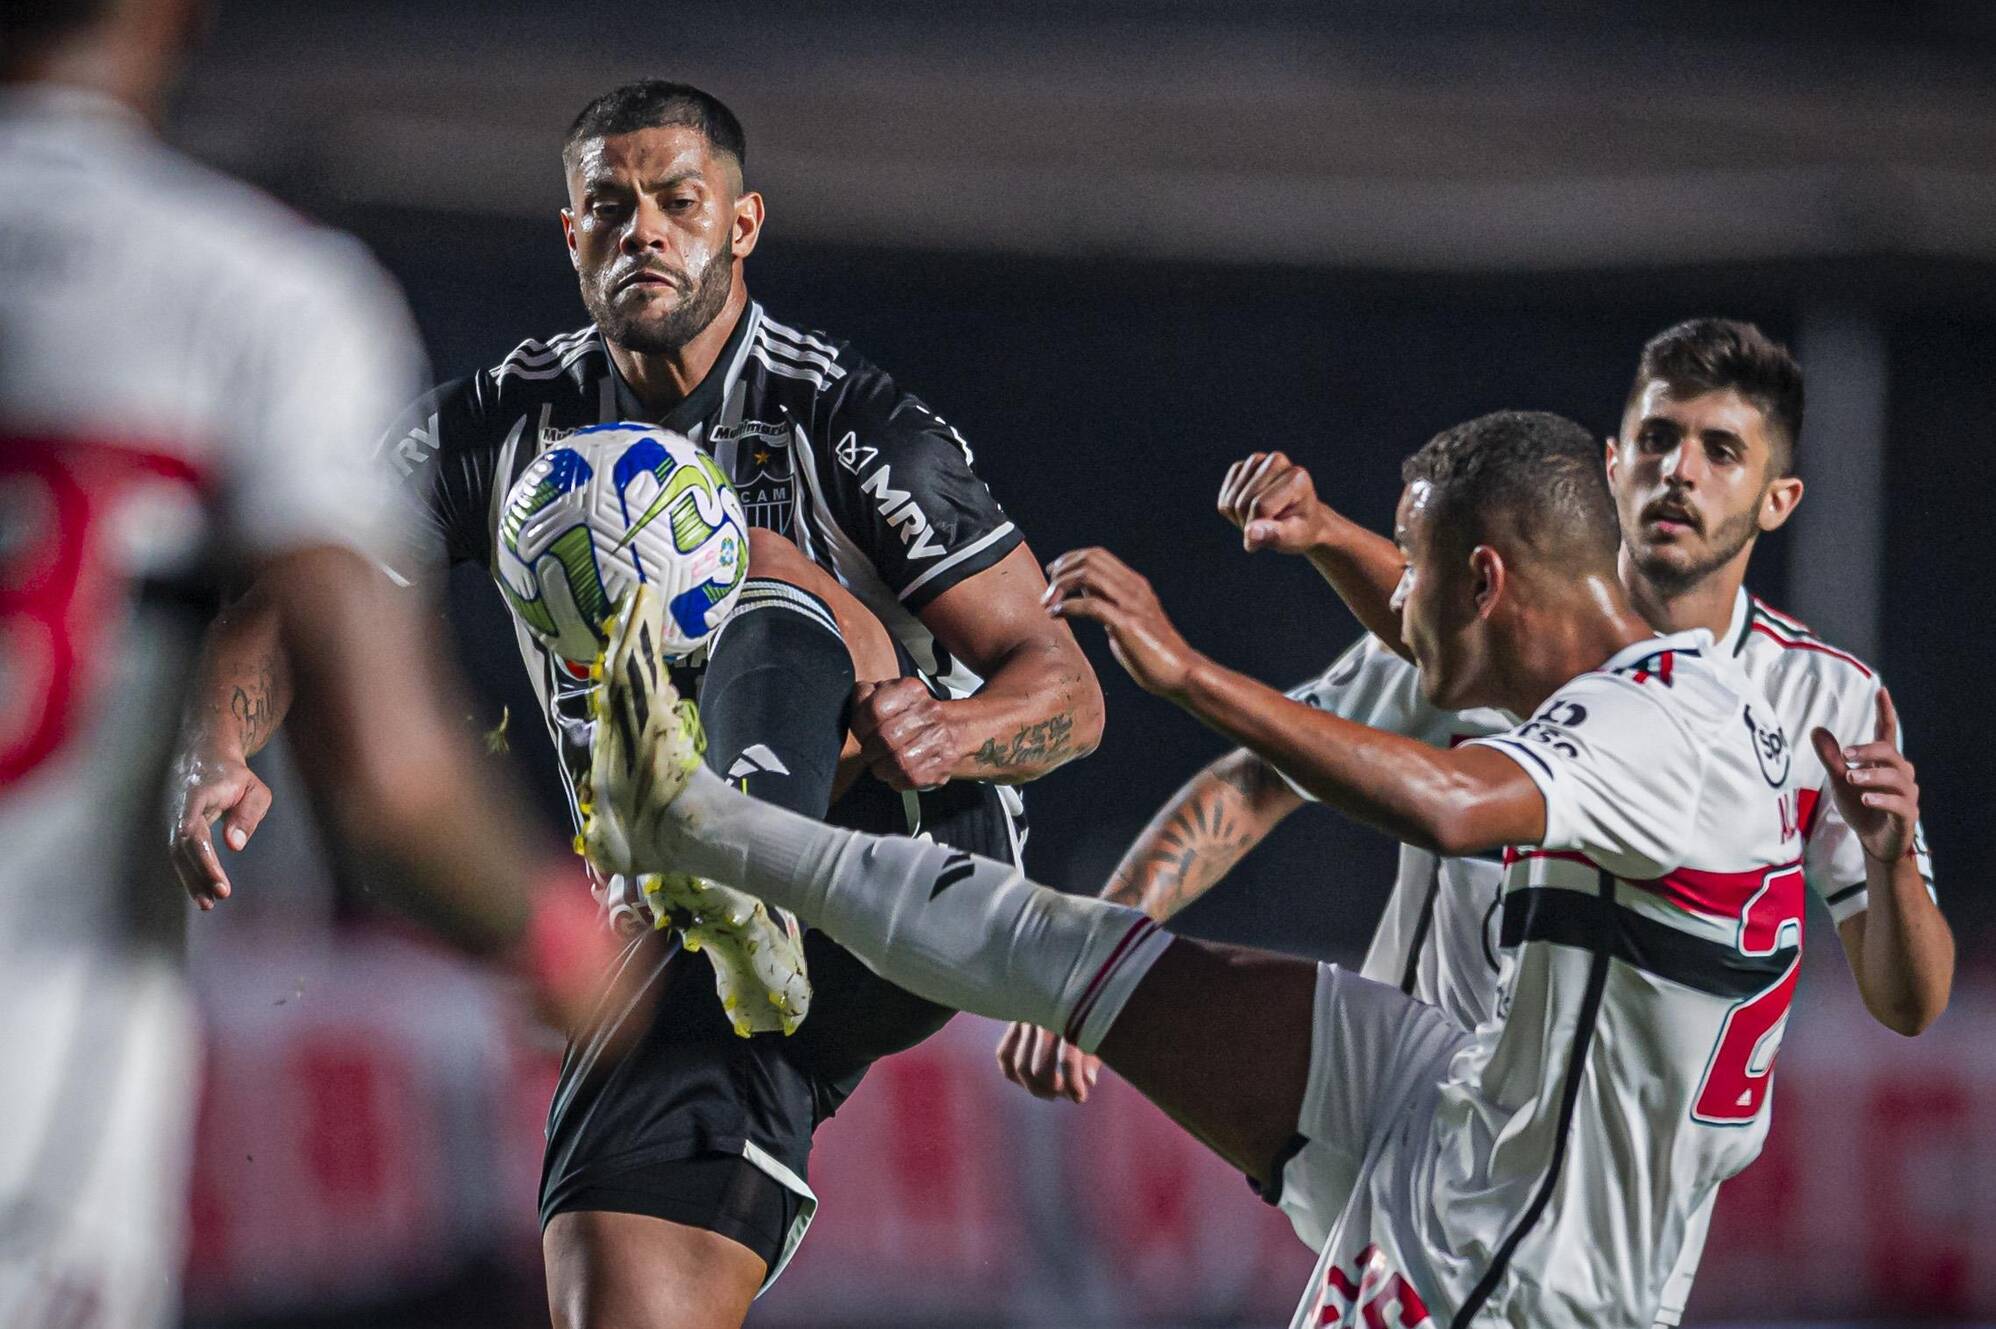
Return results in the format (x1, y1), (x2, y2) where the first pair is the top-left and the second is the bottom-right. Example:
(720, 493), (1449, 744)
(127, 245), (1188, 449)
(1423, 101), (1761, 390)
(1723, 588), (1754, 655)
(1598, 627), (1712, 675)
(603, 300), (757, 437)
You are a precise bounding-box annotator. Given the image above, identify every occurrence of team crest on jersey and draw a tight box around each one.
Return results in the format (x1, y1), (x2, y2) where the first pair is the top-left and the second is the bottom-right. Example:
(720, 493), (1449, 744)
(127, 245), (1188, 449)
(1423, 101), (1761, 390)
(1743, 703), (1791, 788)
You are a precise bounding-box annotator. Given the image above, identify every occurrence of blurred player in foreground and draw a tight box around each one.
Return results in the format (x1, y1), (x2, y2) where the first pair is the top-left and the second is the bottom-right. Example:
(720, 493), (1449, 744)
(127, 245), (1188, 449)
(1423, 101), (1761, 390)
(0, 4), (618, 1325)
(168, 79), (1102, 1327)
(586, 410), (1887, 1326)
(1002, 319), (1954, 1324)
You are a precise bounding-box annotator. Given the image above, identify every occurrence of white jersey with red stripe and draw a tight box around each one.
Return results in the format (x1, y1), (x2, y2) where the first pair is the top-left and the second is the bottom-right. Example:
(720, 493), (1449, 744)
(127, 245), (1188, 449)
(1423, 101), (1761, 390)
(1288, 589), (1934, 1028)
(0, 86), (420, 1327)
(1284, 600), (1933, 1324)
(1291, 629), (1804, 1329)
(0, 84), (422, 957)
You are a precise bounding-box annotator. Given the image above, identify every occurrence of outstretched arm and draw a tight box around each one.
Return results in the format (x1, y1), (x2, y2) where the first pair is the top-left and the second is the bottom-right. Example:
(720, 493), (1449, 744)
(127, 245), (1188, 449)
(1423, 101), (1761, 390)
(1814, 691), (1953, 1035)
(997, 748), (1303, 1101)
(1046, 547), (1544, 857)
(1216, 451), (1412, 661)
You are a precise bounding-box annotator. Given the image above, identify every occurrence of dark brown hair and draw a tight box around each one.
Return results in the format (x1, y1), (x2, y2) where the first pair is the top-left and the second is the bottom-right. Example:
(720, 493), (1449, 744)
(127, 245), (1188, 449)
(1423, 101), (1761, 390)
(1628, 319), (1804, 475)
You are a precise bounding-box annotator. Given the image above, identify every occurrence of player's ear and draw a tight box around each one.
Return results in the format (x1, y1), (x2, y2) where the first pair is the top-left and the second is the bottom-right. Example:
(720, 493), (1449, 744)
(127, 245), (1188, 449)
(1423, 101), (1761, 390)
(729, 190), (765, 262)
(1758, 473), (1804, 533)
(560, 209), (581, 271)
(1603, 435), (1620, 484)
(1469, 545), (1505, 620)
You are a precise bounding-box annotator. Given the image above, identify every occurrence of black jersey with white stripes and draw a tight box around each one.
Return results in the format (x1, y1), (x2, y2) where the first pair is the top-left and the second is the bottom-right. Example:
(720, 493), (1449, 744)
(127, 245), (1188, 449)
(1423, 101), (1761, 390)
(377, 301), (1021, 700)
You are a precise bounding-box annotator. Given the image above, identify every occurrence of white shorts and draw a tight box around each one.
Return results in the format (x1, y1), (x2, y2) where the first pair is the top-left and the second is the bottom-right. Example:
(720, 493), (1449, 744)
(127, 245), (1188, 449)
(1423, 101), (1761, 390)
(0, 950), (199, 1329)
(1272, 964), (1470, 1254)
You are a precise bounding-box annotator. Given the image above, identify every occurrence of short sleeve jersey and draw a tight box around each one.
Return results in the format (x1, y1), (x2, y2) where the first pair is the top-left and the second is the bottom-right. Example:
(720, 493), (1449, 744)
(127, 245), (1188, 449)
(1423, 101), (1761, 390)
(1289, 591), (1935, 1034)
(1295, 632), (1807, 1328)
(0, 87), (424, 951)
(376, 302), (1023, 833)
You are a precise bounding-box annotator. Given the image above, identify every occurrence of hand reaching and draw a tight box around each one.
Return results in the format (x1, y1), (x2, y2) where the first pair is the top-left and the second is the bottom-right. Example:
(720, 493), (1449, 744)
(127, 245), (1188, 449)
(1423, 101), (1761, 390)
(1043, 548), (1201, 699)
(1809, 688), (1920, 864)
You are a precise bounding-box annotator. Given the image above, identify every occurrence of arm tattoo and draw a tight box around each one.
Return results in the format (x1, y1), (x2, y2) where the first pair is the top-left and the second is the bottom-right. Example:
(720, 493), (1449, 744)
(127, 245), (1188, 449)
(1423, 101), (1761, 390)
(972, 711), (1075, 770)
(228, 664), (276, 753)
(1213, 754), (1281, 799)
(1104, 778), (1254, 919)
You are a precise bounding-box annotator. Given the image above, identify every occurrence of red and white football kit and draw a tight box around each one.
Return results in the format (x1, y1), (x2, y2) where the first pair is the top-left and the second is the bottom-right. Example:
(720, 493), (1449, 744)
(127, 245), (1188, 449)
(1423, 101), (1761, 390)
(1275, 592), (1934, 1324)
(0, 85), (421, 1328)
(1276, 630), (1806, 1328)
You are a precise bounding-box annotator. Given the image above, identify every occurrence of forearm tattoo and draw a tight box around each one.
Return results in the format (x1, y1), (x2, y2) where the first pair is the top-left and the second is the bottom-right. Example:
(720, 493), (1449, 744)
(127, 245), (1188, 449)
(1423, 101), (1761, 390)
(228, 664), (276, 753)
(1104, 775), (1256, 919)
(973, 711), (1075, 771)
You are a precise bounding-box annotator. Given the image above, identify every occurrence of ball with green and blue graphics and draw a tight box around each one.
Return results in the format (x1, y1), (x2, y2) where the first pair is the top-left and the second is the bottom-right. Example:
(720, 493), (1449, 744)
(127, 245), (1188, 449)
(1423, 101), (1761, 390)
(495, 423), (749, 663)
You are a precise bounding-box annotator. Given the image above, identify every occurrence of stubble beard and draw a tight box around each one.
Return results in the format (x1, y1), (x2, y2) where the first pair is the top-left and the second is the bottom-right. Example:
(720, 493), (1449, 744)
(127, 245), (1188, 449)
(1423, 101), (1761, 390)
(585, 238), (735, 357)
(1630, 504), (1759, 598)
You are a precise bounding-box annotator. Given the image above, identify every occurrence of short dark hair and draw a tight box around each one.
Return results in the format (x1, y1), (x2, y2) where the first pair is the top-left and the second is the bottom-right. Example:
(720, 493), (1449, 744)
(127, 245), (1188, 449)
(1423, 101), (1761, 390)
(1402, 410), (1620, 570)
(563, 80), (746, 180)
(1626, 318), (1804, 475)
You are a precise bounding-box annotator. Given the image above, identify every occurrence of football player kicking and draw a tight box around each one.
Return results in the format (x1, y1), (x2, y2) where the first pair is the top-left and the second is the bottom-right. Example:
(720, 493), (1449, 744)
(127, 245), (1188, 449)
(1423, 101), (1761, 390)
(587, 409), (1897, 1328)
(1000, 319), (1953, 1326)
(168, 80), (1101, 1329)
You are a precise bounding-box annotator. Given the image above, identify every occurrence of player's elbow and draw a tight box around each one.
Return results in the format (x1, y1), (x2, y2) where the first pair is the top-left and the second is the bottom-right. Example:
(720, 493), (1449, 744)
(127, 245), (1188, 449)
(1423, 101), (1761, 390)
(1866, 967), (1952, 1037)
(1870, 992), (1945, 1037)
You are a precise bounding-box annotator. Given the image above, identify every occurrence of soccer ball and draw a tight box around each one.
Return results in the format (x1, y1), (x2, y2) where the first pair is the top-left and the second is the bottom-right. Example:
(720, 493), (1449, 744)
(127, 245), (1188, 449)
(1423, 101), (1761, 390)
(495, 423), (748, 663)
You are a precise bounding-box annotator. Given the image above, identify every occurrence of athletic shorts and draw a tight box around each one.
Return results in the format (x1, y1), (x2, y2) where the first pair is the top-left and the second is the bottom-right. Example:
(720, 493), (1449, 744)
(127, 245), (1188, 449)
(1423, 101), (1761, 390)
(540, 775), (1014, 1290)
(0, 949), (199, 1329)
(1272, 965), (1713, 1329)
(1263, 963), (1470, 1254)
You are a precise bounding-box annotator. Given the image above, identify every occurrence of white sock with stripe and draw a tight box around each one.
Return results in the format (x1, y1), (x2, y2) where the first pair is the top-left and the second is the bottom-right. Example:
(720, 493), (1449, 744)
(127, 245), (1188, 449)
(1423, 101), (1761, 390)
(653, 766), (1171, 1051)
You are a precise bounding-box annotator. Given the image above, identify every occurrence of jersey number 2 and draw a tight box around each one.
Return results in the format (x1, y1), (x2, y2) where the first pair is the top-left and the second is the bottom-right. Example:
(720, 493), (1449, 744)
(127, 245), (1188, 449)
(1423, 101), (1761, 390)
(1692, 864), (1804, 1124)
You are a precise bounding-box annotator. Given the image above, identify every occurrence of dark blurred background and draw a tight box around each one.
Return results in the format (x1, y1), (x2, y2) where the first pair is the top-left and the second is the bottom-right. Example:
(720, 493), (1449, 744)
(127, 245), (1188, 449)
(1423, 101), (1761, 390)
(173, 2), (1996, 1325)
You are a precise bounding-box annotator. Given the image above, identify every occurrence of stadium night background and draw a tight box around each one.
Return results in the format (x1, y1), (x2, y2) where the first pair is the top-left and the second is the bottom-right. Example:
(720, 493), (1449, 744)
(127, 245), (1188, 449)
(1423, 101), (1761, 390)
(120, 2), (1996, 1326)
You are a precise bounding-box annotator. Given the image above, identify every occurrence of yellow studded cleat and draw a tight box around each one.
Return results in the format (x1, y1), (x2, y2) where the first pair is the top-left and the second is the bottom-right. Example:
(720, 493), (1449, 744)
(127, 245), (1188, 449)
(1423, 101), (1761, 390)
(583, 585), (812, 1037)
(642, 872), (812, 1037)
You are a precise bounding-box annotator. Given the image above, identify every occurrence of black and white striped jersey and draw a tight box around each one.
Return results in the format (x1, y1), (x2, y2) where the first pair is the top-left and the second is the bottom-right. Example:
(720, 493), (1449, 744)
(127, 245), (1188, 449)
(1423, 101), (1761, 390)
(381, 301), (1020, 688)
(376, 301), (1027, 844)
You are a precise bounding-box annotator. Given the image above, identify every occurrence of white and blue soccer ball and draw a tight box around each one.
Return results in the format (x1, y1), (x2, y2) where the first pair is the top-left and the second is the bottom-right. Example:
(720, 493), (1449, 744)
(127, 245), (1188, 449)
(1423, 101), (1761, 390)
(495, 423), (748, 663)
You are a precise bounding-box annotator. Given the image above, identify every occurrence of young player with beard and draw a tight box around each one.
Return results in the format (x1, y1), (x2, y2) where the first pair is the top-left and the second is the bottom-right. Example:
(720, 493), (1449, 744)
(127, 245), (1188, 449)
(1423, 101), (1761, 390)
(586, 408), (1892, 1328)
(167, 80), (1101, 1329)
(997, 319), (1952, 1326)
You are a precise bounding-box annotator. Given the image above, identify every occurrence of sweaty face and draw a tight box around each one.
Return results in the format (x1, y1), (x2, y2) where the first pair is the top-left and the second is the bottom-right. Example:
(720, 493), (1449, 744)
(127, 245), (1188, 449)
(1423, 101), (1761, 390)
(1390, 482), (1487, 710)
(565, 127), (741, 355)
(1610, 383), (1778, 596)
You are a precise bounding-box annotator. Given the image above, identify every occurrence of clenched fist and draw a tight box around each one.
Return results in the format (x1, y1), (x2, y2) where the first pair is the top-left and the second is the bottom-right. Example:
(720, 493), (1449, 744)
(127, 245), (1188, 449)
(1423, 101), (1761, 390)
(852, 676), (962, 791)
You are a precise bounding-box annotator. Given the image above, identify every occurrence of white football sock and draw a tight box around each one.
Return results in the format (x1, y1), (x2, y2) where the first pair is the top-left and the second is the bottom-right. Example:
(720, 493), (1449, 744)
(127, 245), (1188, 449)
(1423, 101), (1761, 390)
(654, 766), (1172, 1052)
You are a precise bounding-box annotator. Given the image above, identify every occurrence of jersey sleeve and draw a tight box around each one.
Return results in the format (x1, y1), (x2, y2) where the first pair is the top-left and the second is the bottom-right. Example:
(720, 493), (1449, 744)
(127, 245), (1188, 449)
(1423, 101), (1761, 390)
(371, 374), (508, 586)
(1466, 673), (1706, 879)
(217, 232), (426, 568)
(1804, 671), (1938, 923)
(1277, 635), (1431, 801)
(815, 366), (1022, 609)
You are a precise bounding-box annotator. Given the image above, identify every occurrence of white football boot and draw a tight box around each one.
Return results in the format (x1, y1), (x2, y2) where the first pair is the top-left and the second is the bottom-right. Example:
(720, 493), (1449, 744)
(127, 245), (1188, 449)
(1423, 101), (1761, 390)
(582, 586), (812, 1037)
